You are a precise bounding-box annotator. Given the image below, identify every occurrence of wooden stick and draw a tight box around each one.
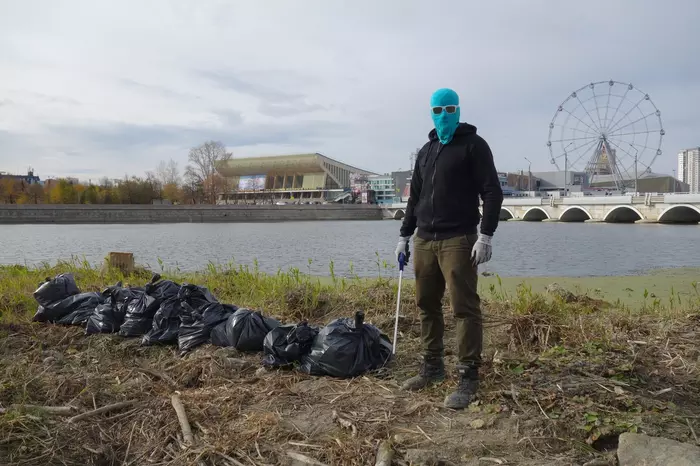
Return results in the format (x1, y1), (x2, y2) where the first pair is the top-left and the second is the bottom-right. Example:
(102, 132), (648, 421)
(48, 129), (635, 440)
(171, 393), (194, 446)
(374, 440), (393, 466)
(0, 405), (76, 415)
(216, 452), (246, 466)
(687, 418), (699, 445)
(136, 367), (178, 389)
(286, 451), (328, 466)
(67, 401), (136, 424)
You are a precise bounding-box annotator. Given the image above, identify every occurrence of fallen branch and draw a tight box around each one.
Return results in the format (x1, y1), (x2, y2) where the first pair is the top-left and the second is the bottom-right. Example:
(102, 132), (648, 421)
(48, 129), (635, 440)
(136, 367), (178, 388)
(374, 440), (393, 466)
(67, 401), (136, 423)
(171, 392), (194, 446)
(416, 424), (435, 444)
(687, 418), (699, 445)
(0, 405), (76, 416)
(286, 451), (328, 466)
(216, 451), (246, 466)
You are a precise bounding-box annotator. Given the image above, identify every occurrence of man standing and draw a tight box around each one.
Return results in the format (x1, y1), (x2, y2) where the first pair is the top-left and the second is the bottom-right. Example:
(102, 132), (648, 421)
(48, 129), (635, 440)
(395, 88), (503, 409)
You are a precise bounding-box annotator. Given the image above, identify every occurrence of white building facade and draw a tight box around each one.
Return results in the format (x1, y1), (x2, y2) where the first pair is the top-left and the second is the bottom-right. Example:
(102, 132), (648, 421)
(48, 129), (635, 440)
(678, 147), (700, 193)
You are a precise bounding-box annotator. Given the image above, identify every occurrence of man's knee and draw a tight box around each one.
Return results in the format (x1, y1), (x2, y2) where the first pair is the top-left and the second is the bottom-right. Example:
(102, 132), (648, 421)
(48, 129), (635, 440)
(417, 287), (444, 313)
(450, 285), (481, 319)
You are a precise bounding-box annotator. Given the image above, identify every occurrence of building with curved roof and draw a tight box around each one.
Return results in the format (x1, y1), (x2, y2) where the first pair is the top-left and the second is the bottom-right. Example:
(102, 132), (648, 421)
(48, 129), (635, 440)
(215, 153), (377, 204)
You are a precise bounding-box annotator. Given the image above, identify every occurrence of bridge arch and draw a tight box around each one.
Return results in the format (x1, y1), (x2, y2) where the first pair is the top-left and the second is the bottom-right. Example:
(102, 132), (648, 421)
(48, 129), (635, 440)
(499, 207), (514, 220)
(522, 206), (550, 221)
(559, 206), (592, 222)
(603, 205), (644, 223)
(393, 209), (405, 220)
(657, 204), (700, 224)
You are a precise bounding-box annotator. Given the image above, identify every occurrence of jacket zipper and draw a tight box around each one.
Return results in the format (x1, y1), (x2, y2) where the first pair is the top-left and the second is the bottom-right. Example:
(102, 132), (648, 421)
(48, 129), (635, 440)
(431, 143), (444, 241)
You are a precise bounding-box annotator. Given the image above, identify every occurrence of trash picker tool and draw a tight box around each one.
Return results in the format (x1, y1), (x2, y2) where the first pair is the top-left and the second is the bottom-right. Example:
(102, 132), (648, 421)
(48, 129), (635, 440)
(392, 249), (409, 355)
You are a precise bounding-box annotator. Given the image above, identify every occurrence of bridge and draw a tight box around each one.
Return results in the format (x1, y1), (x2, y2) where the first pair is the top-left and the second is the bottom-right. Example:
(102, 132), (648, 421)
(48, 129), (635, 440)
(384, 193), (700, 224)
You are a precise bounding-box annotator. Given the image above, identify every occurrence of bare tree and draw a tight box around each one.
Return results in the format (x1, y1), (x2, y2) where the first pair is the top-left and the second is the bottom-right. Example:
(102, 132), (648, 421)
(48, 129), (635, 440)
(156, 159), (180, 186)
(184, 140), (232, 204)
(145, 171), (162, 201)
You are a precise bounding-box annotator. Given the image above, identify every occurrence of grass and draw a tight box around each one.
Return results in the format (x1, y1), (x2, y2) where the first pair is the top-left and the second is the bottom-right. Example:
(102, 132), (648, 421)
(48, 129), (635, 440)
(0, 259), (699, 465)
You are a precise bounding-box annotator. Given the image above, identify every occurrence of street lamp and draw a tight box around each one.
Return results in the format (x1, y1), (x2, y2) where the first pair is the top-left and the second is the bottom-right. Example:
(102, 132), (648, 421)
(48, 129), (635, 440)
(524, 157), (532, 193)
(672, 169), (676, 193)
(563, 142), (574, 197)
(629, 144), (639, 195)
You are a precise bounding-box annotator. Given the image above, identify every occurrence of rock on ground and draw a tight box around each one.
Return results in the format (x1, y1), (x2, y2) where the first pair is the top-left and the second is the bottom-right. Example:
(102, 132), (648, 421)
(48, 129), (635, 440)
(617, 432), (700, 466)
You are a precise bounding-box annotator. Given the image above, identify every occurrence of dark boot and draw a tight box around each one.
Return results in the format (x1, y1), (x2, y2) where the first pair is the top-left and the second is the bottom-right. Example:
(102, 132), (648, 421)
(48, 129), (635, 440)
(443, 365), (479, 409)
(400, 356), (445, 391)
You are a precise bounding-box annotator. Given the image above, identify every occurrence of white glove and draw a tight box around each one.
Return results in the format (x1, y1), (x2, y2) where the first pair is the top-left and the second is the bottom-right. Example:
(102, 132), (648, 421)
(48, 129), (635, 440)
(395, 236), (410, 262)
(471, 233), (493, 266)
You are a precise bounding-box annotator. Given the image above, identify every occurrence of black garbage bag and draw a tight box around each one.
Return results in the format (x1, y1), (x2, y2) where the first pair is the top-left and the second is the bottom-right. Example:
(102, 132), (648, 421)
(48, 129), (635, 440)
(178, 283), (218, 309)
(211, 308), (280, 352)
(119, 274), (179, 337)
(86, 303), (122, 334)
(34, 291), (104, 325)
(85, 282), (138, 335)
(262, 321), (319, 368)
(144, 274), (180, 302)
(53, 292), (105, 326)
(178, 302), (237, 352)
(33, 273), (80, 309)
(141, 296), (184, 346)
(299, 311), (393, 378)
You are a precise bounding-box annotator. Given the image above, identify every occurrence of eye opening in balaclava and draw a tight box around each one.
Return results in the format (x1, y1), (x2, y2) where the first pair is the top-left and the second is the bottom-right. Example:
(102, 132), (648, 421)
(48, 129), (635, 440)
(430, 88), (460, 145)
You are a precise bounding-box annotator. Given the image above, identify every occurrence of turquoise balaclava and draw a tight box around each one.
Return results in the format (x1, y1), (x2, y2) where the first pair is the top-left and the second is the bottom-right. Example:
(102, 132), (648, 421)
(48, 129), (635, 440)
(430, 88), (460, 145)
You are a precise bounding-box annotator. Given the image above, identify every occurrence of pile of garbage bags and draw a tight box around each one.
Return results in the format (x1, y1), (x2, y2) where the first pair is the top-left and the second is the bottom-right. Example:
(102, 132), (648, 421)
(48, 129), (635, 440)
(30, 273), (393, 378)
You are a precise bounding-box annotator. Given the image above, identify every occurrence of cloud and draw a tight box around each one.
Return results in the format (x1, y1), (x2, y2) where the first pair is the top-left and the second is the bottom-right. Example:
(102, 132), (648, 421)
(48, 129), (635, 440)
(200, 70), (329, 117)
(0, 0), (699, 181)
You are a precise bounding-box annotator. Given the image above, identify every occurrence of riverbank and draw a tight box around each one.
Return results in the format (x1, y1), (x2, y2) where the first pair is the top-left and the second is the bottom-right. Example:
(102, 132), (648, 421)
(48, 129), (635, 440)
(0, 203), (383, 224)
(0, 262), (698, 465)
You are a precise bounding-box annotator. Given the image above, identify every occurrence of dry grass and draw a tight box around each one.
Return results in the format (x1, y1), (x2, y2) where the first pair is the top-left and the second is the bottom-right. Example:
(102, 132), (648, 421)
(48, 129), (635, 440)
(0, 261), (699, 465)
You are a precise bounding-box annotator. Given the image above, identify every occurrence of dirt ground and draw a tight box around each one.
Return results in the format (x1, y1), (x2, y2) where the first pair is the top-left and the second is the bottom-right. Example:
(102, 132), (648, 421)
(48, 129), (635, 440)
(1, 293), (698, 466)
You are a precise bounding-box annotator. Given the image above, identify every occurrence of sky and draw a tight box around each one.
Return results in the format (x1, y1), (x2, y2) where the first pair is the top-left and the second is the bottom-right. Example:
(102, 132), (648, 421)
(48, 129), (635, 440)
(1, 0), (699, 182)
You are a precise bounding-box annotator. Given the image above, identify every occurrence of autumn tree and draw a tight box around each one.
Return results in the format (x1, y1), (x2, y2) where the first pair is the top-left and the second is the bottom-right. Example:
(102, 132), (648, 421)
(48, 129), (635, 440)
(24, 183), (45, 204)
(184, 141), (232, 204)
(82, 185), (99, 204)
(0, 178), (21, 204)
(49, 179), (77, 204)
(155, 159), (182, 203)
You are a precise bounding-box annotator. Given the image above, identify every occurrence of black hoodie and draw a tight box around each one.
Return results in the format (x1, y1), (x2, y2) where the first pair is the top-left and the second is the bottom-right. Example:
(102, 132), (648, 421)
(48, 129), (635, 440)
(400, 123), (503, 240)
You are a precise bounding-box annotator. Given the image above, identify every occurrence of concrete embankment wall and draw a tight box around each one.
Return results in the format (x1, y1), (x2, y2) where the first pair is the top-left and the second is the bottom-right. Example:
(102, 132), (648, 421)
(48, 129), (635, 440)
(0, 204), (384, 224)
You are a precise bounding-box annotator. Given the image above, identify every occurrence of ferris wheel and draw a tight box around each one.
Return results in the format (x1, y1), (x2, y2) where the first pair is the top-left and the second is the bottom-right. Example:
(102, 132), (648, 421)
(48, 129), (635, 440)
(547, 80), (664, 191)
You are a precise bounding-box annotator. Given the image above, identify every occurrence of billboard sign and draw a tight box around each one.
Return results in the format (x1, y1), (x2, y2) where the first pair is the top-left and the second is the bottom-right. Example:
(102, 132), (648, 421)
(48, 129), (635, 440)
(238, 175), (266, 191)
(349, 172), (369, 190)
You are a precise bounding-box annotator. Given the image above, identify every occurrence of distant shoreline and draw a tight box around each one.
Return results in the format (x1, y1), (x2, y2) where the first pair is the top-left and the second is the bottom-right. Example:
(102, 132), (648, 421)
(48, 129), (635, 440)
(0, 203), (384, 224)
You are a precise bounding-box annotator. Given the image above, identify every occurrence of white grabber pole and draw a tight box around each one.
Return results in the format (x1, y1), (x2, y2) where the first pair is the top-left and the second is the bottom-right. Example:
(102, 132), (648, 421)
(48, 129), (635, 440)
(392, 251), (407, 355)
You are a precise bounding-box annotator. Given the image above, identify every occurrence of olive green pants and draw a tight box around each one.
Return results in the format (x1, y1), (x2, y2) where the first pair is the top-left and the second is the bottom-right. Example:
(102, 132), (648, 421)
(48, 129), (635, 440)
(413, 234), (482, 367)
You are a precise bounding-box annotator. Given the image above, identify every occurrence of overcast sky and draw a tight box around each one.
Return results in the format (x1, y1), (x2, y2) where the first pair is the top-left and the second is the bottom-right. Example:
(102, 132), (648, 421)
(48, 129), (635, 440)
(1, 0), (699, 181)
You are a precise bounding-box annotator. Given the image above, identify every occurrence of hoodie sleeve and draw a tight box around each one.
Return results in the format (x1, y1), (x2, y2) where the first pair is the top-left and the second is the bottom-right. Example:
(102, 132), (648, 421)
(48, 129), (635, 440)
(399, 154), (423, 237)
(473, 136), (503, 236)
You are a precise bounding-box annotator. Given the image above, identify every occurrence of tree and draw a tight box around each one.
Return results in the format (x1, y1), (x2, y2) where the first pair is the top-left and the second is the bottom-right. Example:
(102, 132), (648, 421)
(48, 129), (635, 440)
(156, 159), (180, 186)
(162, 182), (182, 203)
(185, 140), (232, 204)
(49, 179), (77, 204)
(145, 171), (162, 201)
(26, 183), (45, 204)
(82, 185), (99, 204)
(0, 178), (21, 204)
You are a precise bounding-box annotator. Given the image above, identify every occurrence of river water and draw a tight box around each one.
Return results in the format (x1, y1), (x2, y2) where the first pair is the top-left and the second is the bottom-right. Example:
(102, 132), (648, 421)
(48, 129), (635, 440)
(0, 220), (698, 278)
